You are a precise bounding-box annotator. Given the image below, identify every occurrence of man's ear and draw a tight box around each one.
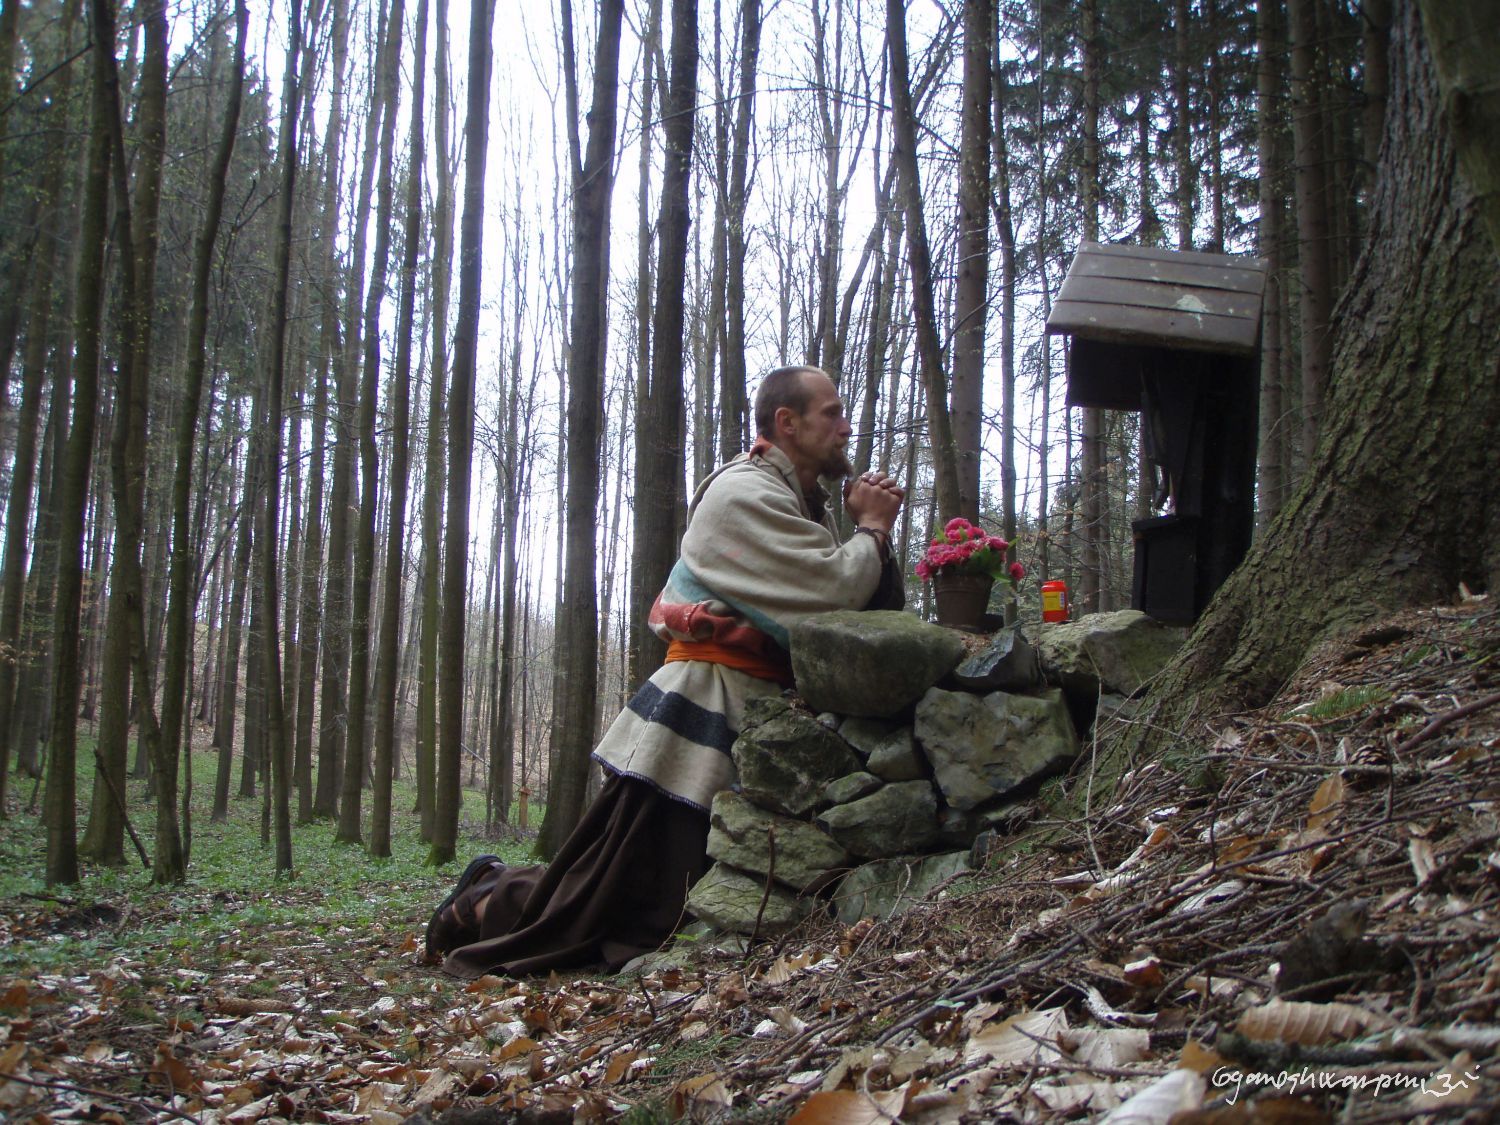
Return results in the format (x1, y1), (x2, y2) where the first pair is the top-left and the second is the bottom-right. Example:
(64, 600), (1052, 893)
(774, 405), (797, 437)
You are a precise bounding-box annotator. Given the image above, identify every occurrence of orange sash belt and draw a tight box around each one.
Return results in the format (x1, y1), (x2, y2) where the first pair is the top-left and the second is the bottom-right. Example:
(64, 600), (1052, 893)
(665, 639), (794, 687)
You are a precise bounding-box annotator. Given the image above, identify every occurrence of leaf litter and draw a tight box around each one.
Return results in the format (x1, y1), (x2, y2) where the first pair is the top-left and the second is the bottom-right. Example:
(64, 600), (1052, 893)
(2, 602), (1498, 1121)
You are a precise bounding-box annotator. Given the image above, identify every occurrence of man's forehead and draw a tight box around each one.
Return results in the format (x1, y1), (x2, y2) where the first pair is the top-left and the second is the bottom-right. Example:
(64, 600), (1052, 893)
(802, 372), (840, 406)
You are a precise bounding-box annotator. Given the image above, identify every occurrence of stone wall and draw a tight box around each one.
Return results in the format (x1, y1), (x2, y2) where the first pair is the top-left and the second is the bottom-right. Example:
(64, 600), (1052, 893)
(685, 609), (1185, 933)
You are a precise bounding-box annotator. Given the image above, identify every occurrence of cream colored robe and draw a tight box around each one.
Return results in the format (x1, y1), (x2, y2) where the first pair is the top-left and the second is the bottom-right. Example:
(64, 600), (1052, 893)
(591, 444), (883, 810)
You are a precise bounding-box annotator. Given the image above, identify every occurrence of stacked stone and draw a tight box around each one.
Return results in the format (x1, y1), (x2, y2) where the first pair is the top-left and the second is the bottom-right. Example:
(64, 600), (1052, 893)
(685, 610), (1186, 934)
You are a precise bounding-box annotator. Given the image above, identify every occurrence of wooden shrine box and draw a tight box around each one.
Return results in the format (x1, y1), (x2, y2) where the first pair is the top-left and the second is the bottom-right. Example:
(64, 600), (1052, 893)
(1045, 242), (1268, 624)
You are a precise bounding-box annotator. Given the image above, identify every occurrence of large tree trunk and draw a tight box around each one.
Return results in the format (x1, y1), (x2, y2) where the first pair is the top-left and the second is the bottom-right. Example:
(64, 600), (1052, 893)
(1133, 0), (1500, 756)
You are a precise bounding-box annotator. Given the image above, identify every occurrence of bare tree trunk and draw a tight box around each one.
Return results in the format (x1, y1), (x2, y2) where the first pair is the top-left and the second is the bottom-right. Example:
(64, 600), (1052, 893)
(1256, 0), (1287, 533)
(885, 0), (961, 522)
(372, 0), (427, 857)
(340, 0), (407, 847)
(630, 0), (697, 686)
(159, 0), (247, 854)
(99, 0), (175, 878)
(0, 0), (78, 817)
(433, 0), (497, 865)
(415, 0), (453, 838)
(951, 0), (991, 522)
(1081, 0), (1109, 613)
(1289, 0), (1334, 466)
(718, 0), (759, 463)
(538, 0), (624, 860)
(259, 0), (313, 873)
(991, 12), (1018, 612)
(46, 0), (114, 886)
(1171, 0), (1195, 246)
(624, 0), (659, 695)
(317, 0), (370, 821)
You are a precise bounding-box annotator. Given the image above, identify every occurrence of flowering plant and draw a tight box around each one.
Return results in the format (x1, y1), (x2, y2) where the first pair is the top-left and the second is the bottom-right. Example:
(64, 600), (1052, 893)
(916, 517), (1026, 584)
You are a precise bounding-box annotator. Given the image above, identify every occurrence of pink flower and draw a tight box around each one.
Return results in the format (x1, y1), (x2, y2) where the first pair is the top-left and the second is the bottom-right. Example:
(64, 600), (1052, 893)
(944, 517), (971, 538)
(916, 560), (932, 580)
(1009, 561), (1026, 582)
(987, 536), (1009, 552)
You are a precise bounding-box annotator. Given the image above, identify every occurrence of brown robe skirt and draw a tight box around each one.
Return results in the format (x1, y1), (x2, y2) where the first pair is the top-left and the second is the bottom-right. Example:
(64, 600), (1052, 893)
(440, 772), (712, 978)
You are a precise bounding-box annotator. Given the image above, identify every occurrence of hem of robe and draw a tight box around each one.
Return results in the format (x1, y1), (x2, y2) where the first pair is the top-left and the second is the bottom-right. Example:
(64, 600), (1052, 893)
(439, 772), (711, 980)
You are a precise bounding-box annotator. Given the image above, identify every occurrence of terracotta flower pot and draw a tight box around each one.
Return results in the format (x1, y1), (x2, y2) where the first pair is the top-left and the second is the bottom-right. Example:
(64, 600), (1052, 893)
(932, 572), (994, 631)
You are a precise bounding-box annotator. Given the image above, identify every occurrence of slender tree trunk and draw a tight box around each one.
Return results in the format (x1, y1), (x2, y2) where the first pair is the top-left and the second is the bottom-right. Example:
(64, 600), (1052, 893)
(1172, 0), (1195, 247)
(100, 0), (175, 878)
(260, 0), (312, 873)
(624, 0), (659, 695)
(316, 0), (367, 821)
(630, 0), (697, 685)
(951, 0), (991, 522)
(213, 440), (252, 821)
(717, 0), (762, 468)
(46, 0), (114, 887)
(433, 0), (497, 865)
(1078, 0), (1107, 615)
(159, 0), (247, 853)
(537, 0), (624, 860)
(991, 14), (1018, 611)
(416, 0), (455, 840)
(885, 0), (961, 521)
(0, 0), (79, 817)
(1256, 0), (1287, 532)
(1289, 0), (1334, 466)
(372, 0), (427, 857)
(340, 0), (407, 847)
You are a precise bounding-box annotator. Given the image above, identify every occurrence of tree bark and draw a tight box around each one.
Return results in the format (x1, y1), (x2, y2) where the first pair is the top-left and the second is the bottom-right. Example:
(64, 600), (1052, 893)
(1289, 0), (1334, 466)
(1256, 0), (1287, 532)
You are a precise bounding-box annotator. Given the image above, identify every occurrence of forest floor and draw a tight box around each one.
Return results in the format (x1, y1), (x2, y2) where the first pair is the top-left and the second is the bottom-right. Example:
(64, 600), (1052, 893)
(1, 599), (1498, 1123)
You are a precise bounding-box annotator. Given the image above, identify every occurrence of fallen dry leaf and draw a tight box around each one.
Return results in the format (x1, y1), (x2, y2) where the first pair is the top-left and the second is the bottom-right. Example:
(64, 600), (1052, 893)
(1235, 999), (1392, 1045)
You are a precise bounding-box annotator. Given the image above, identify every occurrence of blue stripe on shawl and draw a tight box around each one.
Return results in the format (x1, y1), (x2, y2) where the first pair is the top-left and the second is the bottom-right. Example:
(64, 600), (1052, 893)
(626, 679), (736, 756)
(665, 559), (790, 649)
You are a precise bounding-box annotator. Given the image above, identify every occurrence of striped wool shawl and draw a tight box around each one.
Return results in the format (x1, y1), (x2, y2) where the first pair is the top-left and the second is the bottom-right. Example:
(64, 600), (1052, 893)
(592, 445), (884, 811)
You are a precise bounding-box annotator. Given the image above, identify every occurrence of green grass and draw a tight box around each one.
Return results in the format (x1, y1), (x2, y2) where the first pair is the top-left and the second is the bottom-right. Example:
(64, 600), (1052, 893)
(0, 731), (544, 976)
